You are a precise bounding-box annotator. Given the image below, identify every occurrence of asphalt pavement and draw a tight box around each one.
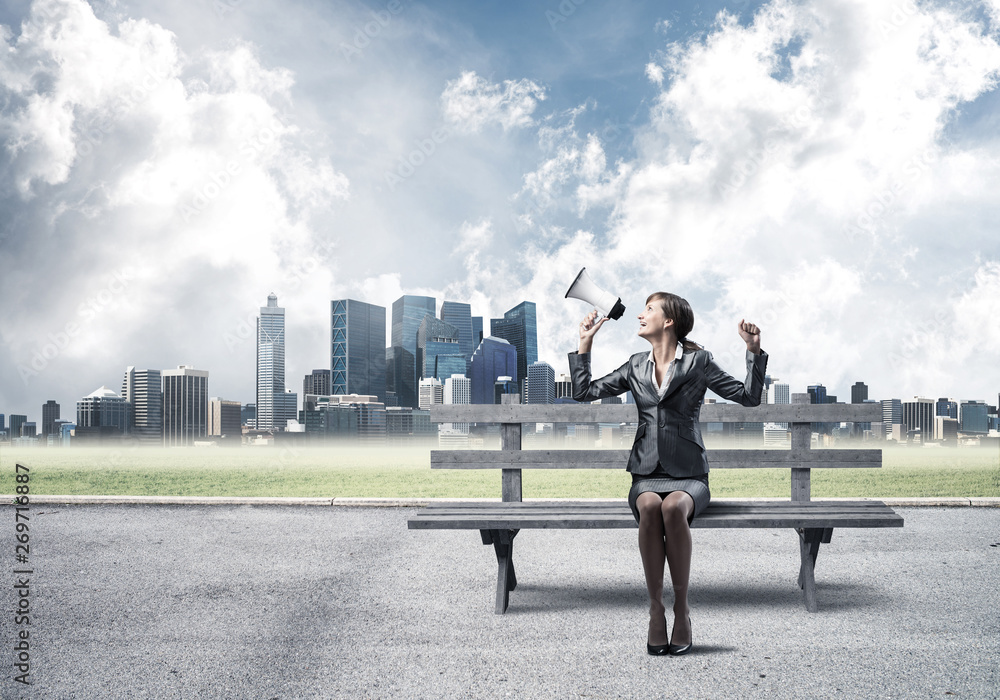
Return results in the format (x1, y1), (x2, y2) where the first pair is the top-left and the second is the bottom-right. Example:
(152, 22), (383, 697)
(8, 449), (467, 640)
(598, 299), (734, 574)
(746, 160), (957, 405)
(1, 504), (998, 699)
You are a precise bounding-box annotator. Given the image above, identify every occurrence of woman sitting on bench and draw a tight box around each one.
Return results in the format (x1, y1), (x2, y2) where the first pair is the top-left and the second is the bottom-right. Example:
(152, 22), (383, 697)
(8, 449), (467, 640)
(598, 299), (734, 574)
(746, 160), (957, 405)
(569, 292), (767, 656)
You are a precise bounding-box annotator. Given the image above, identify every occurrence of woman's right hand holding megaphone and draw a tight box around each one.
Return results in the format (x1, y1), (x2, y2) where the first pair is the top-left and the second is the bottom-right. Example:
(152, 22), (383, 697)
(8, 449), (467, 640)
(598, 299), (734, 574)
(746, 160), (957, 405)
(578, 309), (609, 354)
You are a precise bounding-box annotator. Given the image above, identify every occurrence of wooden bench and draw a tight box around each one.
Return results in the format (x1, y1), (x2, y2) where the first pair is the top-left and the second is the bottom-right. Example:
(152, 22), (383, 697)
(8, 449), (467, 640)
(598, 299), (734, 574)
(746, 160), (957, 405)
(408, 394), (904, 614)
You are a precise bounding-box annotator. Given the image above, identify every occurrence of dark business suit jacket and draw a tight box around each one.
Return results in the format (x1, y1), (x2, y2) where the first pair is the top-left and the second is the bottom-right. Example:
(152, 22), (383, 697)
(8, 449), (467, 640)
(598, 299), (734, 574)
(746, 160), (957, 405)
(568, 346), (768, 478)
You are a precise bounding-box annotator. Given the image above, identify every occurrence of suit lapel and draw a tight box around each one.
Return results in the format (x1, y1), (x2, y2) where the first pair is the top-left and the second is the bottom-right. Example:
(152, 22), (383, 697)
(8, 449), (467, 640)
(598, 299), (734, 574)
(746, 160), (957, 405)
(658, 349), (695, 404)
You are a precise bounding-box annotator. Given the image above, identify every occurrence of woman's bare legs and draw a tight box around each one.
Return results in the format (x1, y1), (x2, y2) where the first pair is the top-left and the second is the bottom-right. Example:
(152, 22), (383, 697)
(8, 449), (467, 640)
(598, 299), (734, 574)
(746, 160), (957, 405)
(636, 492), (668, 646)
(636, 490), (695, 647)
(661, 491), (694, 646)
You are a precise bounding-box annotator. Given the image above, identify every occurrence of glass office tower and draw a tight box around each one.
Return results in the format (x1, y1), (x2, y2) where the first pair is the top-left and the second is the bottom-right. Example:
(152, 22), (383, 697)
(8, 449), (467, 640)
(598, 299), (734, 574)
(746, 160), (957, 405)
(959, 400), (988, 434)
(256, 293), (285, 431)
(391, 295), (436, 408)
(526, 361), (555, 404)
(490, 301), (537, 390)
(162, 366), (209, 446)
(440, 301), (475, 371)
(417, 316), (460, 380)
(41, 400), (60, 438)
(881, 399), (902, 439)
(331, 299), (387, 402)
(469, 337), (518, 404)
(122, 367), (163, 445)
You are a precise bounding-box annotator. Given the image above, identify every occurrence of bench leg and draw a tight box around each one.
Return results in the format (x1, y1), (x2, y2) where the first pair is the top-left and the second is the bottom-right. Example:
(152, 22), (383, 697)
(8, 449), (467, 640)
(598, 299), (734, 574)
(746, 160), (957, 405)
(796, 527), (832, 613)
(480, 529), (519, 614)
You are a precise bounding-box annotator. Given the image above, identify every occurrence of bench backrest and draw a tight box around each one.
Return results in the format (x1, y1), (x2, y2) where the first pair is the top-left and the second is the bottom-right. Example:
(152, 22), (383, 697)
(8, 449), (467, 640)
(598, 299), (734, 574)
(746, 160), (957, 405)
(428, 394), (884, 503)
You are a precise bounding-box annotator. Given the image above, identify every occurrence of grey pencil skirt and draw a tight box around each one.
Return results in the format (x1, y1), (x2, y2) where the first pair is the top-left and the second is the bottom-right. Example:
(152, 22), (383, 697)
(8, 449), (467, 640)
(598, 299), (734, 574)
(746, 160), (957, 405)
(627, 471), (711, 525)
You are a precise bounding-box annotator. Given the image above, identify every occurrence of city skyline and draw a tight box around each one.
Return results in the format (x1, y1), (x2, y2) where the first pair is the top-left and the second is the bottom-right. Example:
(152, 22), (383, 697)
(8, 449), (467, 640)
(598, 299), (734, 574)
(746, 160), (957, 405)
(3, 287), (997, 435)
(2, 0), (1000, 425)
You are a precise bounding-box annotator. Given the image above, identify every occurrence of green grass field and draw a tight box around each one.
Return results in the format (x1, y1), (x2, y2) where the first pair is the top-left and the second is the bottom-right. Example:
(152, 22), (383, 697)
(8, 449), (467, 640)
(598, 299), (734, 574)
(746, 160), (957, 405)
(2, 444), (998, 498)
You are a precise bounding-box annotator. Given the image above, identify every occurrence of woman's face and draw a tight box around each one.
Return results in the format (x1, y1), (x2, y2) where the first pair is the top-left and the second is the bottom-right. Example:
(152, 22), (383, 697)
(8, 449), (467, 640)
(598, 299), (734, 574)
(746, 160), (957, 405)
(637, 300), (674, 339)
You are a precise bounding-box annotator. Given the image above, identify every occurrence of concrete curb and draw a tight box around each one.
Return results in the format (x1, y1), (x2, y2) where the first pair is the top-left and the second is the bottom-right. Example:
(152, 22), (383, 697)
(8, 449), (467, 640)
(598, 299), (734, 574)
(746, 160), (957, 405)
(3, 495), (1000, 507)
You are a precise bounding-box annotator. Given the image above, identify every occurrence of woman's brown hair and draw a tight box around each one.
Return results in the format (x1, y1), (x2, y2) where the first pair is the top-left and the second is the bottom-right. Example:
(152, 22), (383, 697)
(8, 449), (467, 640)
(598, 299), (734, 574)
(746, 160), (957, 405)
(646, 292), (703, 352)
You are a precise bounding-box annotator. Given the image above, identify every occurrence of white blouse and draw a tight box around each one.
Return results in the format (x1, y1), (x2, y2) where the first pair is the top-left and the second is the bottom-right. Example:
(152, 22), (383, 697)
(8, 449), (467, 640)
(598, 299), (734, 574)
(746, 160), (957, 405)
(646, 340), (684, 400)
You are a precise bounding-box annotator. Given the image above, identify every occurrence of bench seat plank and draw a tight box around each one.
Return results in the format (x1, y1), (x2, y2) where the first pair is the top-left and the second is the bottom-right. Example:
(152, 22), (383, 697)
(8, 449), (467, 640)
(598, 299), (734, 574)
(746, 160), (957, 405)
(431, 449), (883, 469)
(407, 500), (904, 530)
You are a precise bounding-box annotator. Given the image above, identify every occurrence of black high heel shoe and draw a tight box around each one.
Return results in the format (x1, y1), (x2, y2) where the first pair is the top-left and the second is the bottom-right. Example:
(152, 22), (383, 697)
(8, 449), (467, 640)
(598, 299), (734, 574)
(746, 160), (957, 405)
(668, 616), (692, 656)
(647, 615), (670, 656)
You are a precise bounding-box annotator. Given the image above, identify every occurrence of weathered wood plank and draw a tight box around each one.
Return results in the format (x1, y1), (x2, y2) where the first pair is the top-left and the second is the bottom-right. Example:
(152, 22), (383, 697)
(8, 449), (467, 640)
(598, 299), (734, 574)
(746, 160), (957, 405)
(482, 529), (517, 614)
(407, 501), (905, 530)
(415, 500), (896, 512)
(428, 403), (883, 423)
(430, 449), (883, 469)
(500, 423), (522, 503)
(414, 507), (900, 519)
(797, 528), (823, 612)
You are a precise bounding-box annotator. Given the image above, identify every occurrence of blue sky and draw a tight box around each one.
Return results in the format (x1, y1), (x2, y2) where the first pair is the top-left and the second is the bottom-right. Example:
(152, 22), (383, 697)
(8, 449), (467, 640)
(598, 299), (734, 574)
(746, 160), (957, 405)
(2, 0), (1000, 420)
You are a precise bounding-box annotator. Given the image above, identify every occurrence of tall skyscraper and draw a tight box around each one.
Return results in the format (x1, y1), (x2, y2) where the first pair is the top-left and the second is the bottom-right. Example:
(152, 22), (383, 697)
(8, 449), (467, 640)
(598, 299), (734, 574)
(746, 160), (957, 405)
(0, 414), (6, 437)
(807, 384), (827, 404)
(526, 361), (555, 404)
(554, 373), (574, 401)
(435, 355), (467, 381)
(417, 316), (461, 380)
(256, 293), (285, 431)
(443, 373), (471, 434)
(8, 415), (27, 440)
(490, 301), (537, 387)
(162, 365), (209, 446)
(440, 301), (475, 364)
(771, 382), (790, 405)
(331, 299), (387, 402)
(418, 377), (444, 409)
(902, 397), (934, 443)
(42, 400), (60, 438)
(807, 384), (833, 435)
(881, 399), (902, 439)
(851, 382), (868, 403)
(275, 391), (298, 430)
(470, 337), (518, 404)
(764, 379), (792, 430)
(471, 316), (484, 346)
(303, 369), (331, 398)
(444, 374), (471, 405)
(391, 295), (436, 408)
(122, 367), (163, 445)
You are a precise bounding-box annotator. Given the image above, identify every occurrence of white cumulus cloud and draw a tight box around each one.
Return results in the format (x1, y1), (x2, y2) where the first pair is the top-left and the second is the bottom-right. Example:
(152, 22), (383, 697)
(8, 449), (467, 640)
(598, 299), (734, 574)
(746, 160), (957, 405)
(441, 70), (547, 133)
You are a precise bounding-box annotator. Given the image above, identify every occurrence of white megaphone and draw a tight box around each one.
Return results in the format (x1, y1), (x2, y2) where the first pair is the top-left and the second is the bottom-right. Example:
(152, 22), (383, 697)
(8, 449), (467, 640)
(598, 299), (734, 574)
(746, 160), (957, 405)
(565, 267), (626, 320)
